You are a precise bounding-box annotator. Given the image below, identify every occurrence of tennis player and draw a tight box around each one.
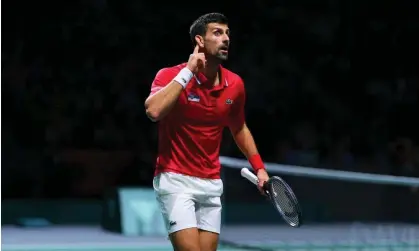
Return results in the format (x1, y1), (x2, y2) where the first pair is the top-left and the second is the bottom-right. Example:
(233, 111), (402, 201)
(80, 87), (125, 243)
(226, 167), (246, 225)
(145, 13), (269, 251)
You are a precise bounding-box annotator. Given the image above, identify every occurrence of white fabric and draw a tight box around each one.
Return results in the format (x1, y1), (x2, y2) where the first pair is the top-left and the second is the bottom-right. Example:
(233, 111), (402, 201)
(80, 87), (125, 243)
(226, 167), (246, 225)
(173, 67), (194, 88)
(153, 172), (223, 234)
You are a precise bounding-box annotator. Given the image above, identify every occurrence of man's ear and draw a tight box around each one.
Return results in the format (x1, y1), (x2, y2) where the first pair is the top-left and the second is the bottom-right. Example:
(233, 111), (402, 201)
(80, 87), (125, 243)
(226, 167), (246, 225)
(195, 35), (204, 48)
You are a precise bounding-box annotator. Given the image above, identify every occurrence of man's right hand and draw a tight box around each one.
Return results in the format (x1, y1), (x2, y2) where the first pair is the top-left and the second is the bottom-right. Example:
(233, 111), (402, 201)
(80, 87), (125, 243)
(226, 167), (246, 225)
(187, 45), (206, 74)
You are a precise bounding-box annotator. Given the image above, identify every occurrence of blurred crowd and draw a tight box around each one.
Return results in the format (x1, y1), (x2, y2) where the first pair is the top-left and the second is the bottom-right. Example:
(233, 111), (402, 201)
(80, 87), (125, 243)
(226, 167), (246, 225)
(2, 0), (418, 199)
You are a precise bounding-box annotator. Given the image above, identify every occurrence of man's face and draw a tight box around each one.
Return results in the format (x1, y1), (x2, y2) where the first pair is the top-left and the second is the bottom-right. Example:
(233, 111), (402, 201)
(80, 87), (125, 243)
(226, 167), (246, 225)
(201, 23), (230, 61)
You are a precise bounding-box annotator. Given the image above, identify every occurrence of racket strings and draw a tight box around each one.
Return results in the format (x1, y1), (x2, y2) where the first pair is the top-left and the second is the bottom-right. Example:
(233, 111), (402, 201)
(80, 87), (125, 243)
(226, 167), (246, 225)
(270, 179), (300, 226)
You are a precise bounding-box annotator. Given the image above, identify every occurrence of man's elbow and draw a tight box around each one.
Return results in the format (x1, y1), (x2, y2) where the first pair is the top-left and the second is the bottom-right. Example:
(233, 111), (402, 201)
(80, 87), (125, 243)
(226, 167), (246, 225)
(144, 100), (161, 122)
(230, 123), (246, 136)
(145, 109), (160, 122)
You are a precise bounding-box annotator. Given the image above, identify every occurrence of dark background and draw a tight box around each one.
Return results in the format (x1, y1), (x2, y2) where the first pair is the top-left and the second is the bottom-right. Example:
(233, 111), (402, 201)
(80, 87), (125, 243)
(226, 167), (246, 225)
(2, 0), (419, 223)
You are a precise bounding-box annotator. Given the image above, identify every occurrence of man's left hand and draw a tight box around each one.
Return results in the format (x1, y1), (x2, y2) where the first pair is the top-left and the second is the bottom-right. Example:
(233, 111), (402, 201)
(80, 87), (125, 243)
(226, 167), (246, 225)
(256, 169), (269, 196)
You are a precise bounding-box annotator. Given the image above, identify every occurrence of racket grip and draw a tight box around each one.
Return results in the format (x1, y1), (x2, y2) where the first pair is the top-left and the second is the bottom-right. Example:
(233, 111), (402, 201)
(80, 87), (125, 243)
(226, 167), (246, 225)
(241, 168), (258, 186)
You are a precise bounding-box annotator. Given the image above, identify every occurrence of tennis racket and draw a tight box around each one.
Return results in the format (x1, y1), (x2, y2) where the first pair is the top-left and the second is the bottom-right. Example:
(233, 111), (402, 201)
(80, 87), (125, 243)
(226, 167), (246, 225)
(241, 168), (302, 227)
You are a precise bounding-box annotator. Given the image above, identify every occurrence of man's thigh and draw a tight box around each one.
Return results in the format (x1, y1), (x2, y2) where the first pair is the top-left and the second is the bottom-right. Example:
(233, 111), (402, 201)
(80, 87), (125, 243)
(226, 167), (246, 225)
(170, 227), (201, 251)
(196, 196), (222, 251)
(199, 229), (219, 251)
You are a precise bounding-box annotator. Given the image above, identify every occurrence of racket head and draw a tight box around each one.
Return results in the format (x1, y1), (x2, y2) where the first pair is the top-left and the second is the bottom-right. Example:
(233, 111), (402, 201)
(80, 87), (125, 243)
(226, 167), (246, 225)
(263, 176), (302, 227)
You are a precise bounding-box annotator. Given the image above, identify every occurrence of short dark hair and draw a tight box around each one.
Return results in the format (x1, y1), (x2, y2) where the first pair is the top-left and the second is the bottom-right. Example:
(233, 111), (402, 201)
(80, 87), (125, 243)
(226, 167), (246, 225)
(189, 13), (228, 46)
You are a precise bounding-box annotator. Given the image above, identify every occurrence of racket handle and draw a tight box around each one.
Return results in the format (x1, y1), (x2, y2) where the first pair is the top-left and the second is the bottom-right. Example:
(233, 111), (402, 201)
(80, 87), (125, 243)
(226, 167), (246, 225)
(241, 168), (258, 186)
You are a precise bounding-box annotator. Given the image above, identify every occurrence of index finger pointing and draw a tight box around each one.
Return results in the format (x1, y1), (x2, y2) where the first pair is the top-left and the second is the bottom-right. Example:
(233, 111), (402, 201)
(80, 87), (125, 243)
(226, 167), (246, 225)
(193, 44), (200, 53)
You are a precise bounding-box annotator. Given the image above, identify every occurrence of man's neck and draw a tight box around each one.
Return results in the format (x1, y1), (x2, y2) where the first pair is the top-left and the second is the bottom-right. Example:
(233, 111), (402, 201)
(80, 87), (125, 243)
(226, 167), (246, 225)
(202, 58), (221, 84)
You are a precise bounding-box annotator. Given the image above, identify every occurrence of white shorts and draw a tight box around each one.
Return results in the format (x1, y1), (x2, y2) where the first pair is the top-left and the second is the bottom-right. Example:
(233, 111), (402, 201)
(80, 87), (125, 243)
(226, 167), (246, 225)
(153, 172), (223, 235)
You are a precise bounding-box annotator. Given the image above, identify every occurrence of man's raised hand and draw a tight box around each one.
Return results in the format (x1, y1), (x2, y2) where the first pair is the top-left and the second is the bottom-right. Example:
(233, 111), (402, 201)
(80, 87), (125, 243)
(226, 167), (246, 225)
(187, 45), (206, 74)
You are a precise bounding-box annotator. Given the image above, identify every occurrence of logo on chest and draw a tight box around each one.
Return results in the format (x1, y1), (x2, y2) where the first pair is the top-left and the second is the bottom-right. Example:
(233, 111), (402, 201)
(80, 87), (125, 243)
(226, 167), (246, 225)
(225, 98), (233, 105)
(187, 93), (200, 102)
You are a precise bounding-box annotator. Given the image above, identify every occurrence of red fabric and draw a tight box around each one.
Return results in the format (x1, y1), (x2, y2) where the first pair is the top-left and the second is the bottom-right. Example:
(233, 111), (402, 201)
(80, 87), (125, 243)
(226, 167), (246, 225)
(149, 63), (245, 179)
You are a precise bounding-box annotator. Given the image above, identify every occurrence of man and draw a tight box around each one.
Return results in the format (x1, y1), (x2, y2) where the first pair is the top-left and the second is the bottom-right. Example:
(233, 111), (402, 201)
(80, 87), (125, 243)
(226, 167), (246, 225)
(144, 13), (269, 251)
